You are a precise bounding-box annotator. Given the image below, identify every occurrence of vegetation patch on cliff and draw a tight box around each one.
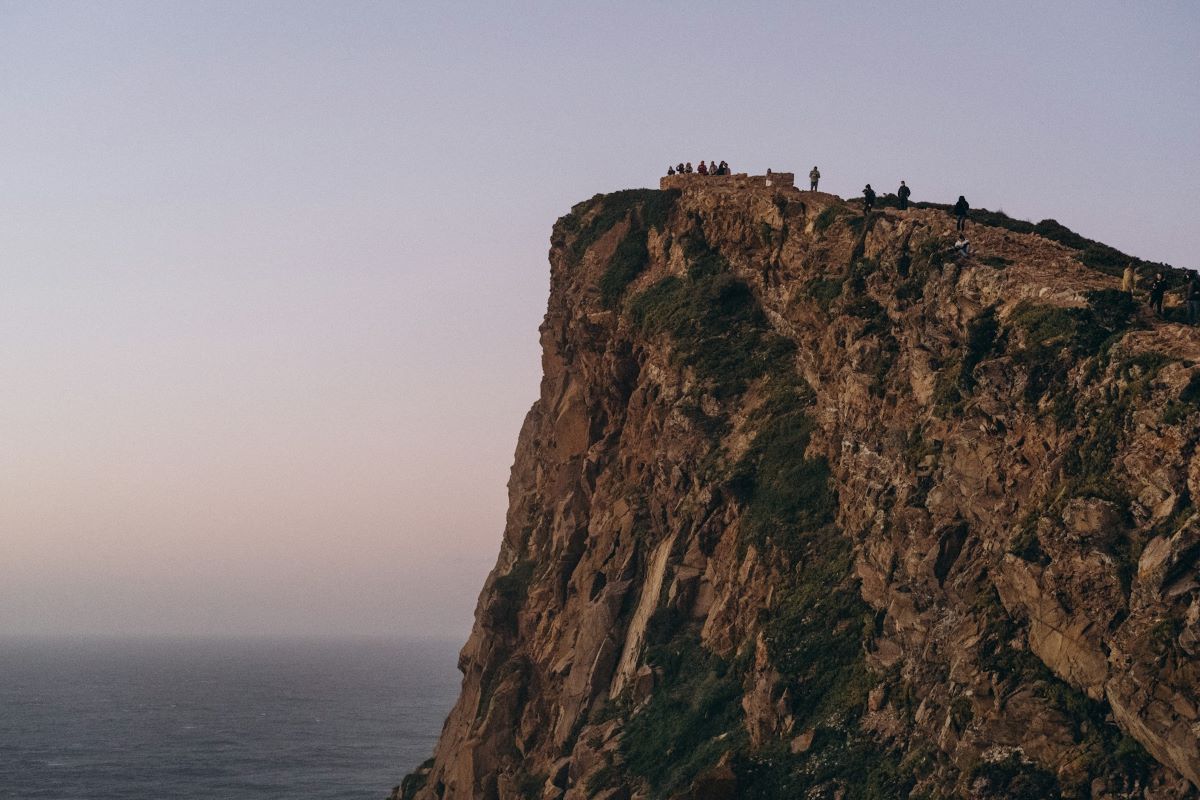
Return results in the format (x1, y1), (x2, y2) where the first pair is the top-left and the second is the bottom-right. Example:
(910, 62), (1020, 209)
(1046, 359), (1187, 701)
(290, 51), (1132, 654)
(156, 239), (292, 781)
(629, 241), (795, 399)
(558, 188), (677, 267)
(728, 386), (835, 559)
(621, 634), (746, 796)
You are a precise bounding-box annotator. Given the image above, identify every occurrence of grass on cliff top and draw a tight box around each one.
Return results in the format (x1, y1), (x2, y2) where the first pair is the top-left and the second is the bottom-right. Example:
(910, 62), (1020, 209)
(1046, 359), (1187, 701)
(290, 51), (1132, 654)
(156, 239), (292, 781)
(628, 238), (795, 399)
(558, 188), (677, 266)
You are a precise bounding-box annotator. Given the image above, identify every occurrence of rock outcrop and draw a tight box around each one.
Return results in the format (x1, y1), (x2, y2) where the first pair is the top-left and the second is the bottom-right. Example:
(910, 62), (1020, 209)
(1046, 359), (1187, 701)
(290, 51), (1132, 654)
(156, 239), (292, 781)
(397, 178), (1200, 799)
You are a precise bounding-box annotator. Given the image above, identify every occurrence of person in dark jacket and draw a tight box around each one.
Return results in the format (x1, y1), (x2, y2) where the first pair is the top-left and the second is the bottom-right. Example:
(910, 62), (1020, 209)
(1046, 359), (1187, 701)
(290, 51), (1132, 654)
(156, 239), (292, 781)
(897, 181), (911, 210)
(954, 196), (969, 232)
(667, 165), (675, 176)
(1187, 271), (1200, 325)
(1149, 271), (1168, 316)
(863, 184), (876, 213)
(698, 160), (708, 175)
(677, 162), (686, 174)
(685, 162), (693, 173)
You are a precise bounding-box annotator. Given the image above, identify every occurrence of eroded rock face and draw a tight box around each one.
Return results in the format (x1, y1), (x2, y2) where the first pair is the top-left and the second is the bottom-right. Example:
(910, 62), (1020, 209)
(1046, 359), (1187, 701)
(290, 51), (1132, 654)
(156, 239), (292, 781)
(399, 184), (1200, 799)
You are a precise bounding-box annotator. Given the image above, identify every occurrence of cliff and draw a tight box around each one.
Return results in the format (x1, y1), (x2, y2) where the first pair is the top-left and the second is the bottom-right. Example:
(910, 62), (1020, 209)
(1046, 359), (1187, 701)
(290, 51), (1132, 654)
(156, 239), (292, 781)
(397, 177), (1200, 799)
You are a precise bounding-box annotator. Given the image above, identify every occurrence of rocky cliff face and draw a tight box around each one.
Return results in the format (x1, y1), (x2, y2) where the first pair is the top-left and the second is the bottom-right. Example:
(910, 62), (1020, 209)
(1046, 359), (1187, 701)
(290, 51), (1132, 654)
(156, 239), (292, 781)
(398, 179), (1200, 800)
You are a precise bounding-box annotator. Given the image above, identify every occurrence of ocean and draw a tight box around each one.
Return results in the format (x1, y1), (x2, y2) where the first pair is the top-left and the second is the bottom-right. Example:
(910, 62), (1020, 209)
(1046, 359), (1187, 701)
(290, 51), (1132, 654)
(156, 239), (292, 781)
(0, 637), (462, 800)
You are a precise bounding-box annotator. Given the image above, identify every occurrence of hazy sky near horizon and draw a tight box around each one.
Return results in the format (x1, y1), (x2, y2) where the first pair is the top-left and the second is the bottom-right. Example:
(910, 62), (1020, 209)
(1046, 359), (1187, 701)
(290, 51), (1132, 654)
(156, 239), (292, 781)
(2, 1), (1197, 638)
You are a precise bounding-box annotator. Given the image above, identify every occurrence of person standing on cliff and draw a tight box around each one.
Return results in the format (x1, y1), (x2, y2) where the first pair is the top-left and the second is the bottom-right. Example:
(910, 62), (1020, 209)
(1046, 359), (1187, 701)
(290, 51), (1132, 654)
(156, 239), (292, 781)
(1121, 263), (1137, 295)
(1149, 271), (1168, 316)
(809, 166), (820, 191)
(863, 184), (876, 213)
(954, 195), (969, 232)
(898, 181), (911, 210)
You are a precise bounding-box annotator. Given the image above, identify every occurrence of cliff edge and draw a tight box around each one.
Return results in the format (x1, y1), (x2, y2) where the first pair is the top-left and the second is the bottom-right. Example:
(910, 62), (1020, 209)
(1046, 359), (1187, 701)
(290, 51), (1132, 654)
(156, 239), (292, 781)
(398, 178), (1200, 799)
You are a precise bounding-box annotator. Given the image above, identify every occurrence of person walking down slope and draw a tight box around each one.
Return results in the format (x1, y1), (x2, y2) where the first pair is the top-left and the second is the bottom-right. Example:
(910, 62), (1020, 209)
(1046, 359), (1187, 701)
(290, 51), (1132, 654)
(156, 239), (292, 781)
(1187, 271), (1200, 325)
(810, 166), (820, 191)
(954, 196), (969, 232)
(863, 184), (876, 213)
(1121, 263), (1136, 295)
(898, 181), (911, 210)
(1149, 271), (1168, 317)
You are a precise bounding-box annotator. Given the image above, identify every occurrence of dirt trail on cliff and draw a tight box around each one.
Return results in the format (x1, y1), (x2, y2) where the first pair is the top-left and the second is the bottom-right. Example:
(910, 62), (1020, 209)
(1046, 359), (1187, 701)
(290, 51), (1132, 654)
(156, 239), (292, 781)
(397, 180), (1200, 800)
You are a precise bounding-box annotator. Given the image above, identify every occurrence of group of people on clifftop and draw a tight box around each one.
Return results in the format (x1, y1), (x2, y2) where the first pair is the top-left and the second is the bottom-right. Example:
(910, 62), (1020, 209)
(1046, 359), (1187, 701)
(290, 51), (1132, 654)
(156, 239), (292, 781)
(667, 160), (730, 176)
(859, 182), (968, 224)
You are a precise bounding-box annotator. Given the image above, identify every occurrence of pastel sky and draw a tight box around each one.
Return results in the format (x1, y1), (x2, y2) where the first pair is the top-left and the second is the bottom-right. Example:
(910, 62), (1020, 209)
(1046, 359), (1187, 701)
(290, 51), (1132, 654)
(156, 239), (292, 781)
(2, 1), (1196, 638)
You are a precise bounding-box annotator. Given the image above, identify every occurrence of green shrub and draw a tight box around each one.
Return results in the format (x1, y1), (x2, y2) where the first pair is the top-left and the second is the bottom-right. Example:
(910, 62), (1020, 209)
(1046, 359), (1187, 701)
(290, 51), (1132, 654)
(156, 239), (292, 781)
(959, 306), (1001, 393)
(728, 382), (834, 559)
(732, 732), (913, 800)
(599, 226), (651, 307)
(1008, 293), (1141, 406)
(629, 245), (795, 399)
(814, 205), (840, 232)
(805, 277), (843, 310)
(622, 636), (746, 797)
(566, 189), (677, 265)
(1009, 524), (1050, 566)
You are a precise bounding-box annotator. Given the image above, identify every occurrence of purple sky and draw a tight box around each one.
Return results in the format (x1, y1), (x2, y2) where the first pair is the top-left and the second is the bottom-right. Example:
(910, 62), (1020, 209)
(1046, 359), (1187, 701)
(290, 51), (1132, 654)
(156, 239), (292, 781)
(1, 1), (1196, 638)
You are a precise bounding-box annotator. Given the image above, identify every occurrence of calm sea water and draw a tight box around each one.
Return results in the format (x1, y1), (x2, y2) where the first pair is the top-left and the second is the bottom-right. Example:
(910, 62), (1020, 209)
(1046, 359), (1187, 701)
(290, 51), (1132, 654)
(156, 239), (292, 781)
(0, 637), (461, 800)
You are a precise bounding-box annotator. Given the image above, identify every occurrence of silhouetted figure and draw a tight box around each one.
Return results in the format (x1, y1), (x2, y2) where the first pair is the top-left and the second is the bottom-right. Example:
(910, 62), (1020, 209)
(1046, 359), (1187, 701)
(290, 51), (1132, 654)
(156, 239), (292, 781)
(954, 196), (969, 232)
(1187, 272), (1200, 325)
(698, 160), (708, 175)
(863, 184), (876, 213)
(898, 181), (911, 210)
(1149, 271), (1167, 316)
(667, 165), (675, 176)
(677, 162), (686, 174)
(809, 166), (820, 191)
(1121, 263), (1136, 295)
(897, 248), (911, 278)
(685, 162), (693, 173)
(719, 160), (729, 175)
